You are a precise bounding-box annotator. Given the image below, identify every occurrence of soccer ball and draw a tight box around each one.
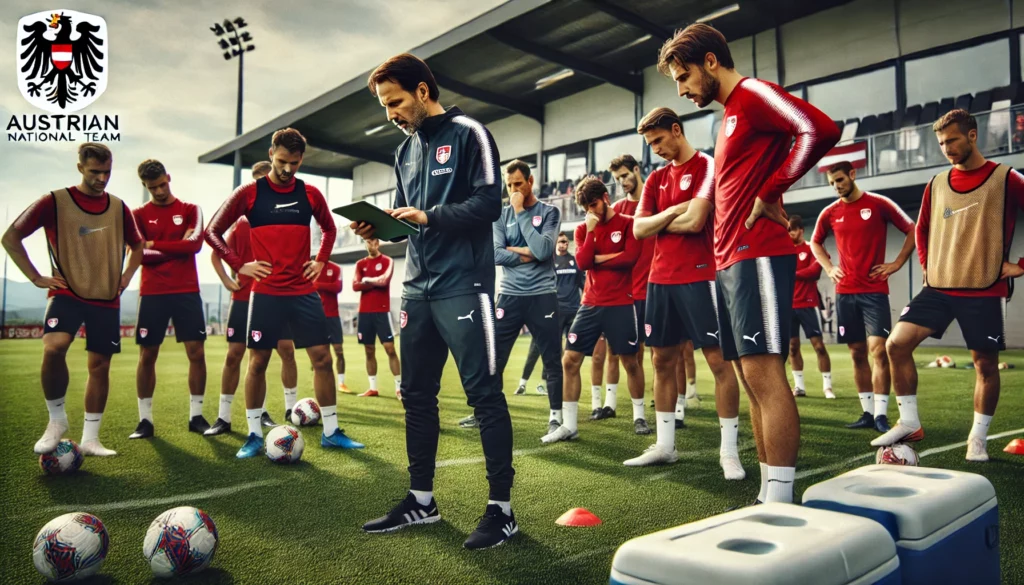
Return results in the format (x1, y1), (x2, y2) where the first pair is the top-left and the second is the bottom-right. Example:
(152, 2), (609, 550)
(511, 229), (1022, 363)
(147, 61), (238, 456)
(940, 355), (956, 369)
(40, 439), (84, 475)
(265, 425), (305, 463)
(290, 397), (321, 426)
(875, 443), (919, 466)
(143, 506), (218, 578)
(33, 512), (109, 581)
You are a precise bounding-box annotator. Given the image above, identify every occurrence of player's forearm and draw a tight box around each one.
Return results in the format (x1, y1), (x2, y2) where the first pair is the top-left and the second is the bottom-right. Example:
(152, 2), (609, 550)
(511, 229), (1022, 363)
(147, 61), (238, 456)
(2, 228), (43, 282)
(516, 214), (556, 260)
(575, 235), (596, 270)
(810, 242), (834, 272)
(150, 238), (202, 255)
(892, 230), (916, 266)
(123, 242), (144, 280)
(664, 209), (707, 234)
(495, 247), (522, 266)
(141, 249), (170, 265)
(633, 209), (677, 240)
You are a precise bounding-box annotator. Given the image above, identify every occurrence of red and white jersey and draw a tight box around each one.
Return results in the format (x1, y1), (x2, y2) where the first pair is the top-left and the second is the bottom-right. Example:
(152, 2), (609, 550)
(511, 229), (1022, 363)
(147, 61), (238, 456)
(793, 241), (822, 309)
(353, 254), (394, 313)
(574, 213), (640, 307)
(133, 198), (203, 296)
(612, 197), (654, 300)
(315, 261), (342, 317)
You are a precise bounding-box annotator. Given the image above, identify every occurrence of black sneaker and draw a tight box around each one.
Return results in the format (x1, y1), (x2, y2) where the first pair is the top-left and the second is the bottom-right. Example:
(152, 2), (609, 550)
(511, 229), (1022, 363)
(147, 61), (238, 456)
(589, 408), (604, 421)
(634, 418), (652, 435)
(846, 412), (874, 429)
(189, 415), (211, 434)
(261, 411), (277, 428)
(675, 418), (686, 429)
(204, 418), (231, 436)
(128, 419), (154, 439)
(283, 410), (292, 425)
(874, 415), (891, 433)
(362, 493), (441, 533)
(464, 504), (518, 550)
(514, 384), (526, 395)
(599, 406), (616, 419)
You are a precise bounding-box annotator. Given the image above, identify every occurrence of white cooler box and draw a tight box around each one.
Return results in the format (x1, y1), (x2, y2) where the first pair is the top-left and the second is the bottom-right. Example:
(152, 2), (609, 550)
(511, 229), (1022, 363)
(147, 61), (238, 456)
(609, 503), (901, 585)
(802, 465), (999, 585)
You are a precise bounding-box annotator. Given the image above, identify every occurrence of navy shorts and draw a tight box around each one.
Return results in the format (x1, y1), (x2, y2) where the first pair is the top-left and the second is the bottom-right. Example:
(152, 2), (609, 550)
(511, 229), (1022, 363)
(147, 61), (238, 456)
(357, 312), (395, 345)
(898, 287), (1005, 352)
(136, 292), (207, 346)
(791, 307), (824, 340)
(566, 304), (639, 356)
(715, 255), (796, 361)
(248, 293), (328, 350)
(645, 281), (721, 350)
(43, 295), (122, 355)
(836, 293), (891, 343)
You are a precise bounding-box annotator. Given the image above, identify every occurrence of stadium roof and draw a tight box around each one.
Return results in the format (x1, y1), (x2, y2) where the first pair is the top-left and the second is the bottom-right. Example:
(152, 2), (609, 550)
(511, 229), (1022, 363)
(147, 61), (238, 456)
(199, 0), (852, 179)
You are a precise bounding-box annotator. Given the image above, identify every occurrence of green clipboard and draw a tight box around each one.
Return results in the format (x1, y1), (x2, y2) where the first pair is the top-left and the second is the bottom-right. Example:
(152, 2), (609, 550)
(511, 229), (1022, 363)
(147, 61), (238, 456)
(332, 200), (420, 241)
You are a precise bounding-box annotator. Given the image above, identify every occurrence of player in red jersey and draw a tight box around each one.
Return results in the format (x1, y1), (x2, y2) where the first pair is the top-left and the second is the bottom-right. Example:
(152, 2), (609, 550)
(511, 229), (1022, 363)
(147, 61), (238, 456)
(659, 24), (840, 503)
(542, 176), (643, 445)
(206, 128), (363, 457)
(206, 161), (299, 436)
(352, 238), (401, 399)
(2, 143), (143, 457)
(813, 161), (915, 432)
(315, 260), (348, 394)
(875, 110), (1024, 462)
(128, 160), (210, 439)
(787, 215), (834, 399)
(632, 107), (745, 475)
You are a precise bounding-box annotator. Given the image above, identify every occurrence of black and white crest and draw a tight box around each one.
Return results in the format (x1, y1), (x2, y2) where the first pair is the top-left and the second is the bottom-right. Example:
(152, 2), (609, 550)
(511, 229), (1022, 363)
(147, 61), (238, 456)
(17, 10), (108, 113)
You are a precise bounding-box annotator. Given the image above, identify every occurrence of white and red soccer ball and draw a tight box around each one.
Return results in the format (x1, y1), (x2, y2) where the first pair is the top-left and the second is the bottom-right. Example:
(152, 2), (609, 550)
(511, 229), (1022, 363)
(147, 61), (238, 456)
(290, 398), (321, 427)
(265, 425), (305, 464)
(39, 439), (83, 475)
(875, 443), (919, 466)
(33, 512), (109, 581)
(143, 506), (218, 578)
(926, 355), (956, 369)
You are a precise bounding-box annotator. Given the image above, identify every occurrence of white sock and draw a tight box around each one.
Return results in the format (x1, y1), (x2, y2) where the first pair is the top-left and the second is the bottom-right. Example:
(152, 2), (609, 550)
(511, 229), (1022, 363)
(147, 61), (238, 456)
(81, 412), (103, 443)
(45, 397), (67, 422)
(896, 395), (920, 427)
(675, 393), (686, 420)
(189, 394), (204, 419)
(550, 409), (562, 424)
(969, 412), (992, 441)
(591, 385), (603, 410)
(720, 417), (739, 457)
(368, 376), (378, 391)
(858, 392), (873, 414)
(764, 465), (796, 504)
(563, 401), (579, 432)
(321, 405), (338, 435)
(656, 411), (675, 452)
(792, 370), (805, 390)
(410, 490), (433, 506)
(822, 372), (833, 390)
(604, 384), (617, 410)
(138, 397), (153, 422)
(246, 409), (263, 437)
(218, 395), (234, 423)
(395, 378), (402, 391)
(757, 462), (769, 503)
(284, 387), (298, 411)
(873, 394), (889, 418)
(686, 381), (697, 398)
(631, 398), (645, 421)
(488, 500), (512, 516)
(338, 373), (345, 386)
(519, 378), (528, 387)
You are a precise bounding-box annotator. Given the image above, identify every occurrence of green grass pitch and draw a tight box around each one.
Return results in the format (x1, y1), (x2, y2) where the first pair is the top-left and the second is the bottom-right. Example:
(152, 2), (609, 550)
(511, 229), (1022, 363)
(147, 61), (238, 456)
(1, 338), (1022, 584)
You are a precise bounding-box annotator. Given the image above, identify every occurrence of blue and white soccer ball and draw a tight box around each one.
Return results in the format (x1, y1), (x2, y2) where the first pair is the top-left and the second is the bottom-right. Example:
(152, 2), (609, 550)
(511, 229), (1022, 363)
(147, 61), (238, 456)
(143, 506), (219, 578)
(875, 442), (919, 466)
(32, 512), (109, 581)
(266, 424), (305, 463)
(39, 439), (84, 475)
(290, 397), (321, 426)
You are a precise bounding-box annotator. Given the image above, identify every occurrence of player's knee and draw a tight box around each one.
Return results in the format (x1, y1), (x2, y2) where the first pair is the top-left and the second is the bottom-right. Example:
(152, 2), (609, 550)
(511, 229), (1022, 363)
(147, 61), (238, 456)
(224, 349), (243, 368)
(973, 354), (999, 376)
(562, 352), (582, 374)
(885, 337), (910, 360)
(650, 350), (676, 372)
(849, 345), (868, 363)
(812, 342), (829, 357)
(620, 356), (641, 375)
(789, 338), (801, 356)
(276, 343), (295, 363)
(309, 349), (333, 371)
(247, 353), (270, 375)
(870, 343), (888, 366)
(185, 345), (205, 363)
(139, 347), (160, 366)
(42, 342), (69, 360)
(364, 345), (376, 357)
(87, 355), (111, 377)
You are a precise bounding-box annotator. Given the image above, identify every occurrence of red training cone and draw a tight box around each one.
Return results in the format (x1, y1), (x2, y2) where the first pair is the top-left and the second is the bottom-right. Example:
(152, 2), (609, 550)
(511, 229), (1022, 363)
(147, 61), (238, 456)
(1004, 438), (1024, 455)
(556, 507), (602, 527)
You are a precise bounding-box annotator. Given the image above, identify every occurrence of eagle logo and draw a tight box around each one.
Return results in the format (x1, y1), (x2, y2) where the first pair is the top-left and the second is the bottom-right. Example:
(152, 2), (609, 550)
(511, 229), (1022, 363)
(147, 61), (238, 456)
(17, 10), (107, 113)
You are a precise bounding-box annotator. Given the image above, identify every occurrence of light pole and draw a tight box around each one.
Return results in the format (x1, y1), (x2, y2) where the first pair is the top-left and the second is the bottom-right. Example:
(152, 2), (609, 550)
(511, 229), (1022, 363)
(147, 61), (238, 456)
(210, 17), (255, 189)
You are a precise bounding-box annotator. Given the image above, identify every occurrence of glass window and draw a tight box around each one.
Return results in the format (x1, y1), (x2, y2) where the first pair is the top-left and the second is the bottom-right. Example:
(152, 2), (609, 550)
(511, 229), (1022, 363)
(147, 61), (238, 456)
(807, 67), (897, 120)
(546, 153), (566, 183)
(565, 156), (588, 183)
(682, 114), (716, 150)
(906, 39), (1010, 107)
(593, 133), (643, 172)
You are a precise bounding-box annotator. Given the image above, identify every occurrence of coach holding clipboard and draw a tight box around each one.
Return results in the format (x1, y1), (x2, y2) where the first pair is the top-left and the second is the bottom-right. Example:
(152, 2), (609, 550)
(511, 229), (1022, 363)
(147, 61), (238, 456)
(350, 53), (518, 550)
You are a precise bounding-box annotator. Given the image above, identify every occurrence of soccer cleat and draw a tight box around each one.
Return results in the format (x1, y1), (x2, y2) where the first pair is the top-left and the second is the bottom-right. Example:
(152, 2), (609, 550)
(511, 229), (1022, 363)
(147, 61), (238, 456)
(458, 414), (478, 428)
(261, 411), (277, 428)
(547, 420), (560, 436)
(362, 493), (441, 533)
(966, 437), (989, 462)
(338, 383), (353, 394)
(322, 429), (365, 449)
(824, 388), (837, 400)
(793, 387), (806, 397)
(870, 421), (925, 447)
(675, 418), (686, 429)
(589, 408), (604, 421)
(203, 418), (232, 436)
(359, 389), (379, 398)
(80, 440), (117, 457)
(720, 454), (746, 480)
(541, 425), (578, 444)
(596, 406), (616, 420)
(846, 412), (875, 429)
(189, 415), (211, 434)
(685, 387), (701, 409)
(624, 444), (679, 467)
(464, 505), (518, 550)
(128, 419), (154, 440)
(536, 384), (546, 395)
(634, 418), (653, 435)
(236, 433), (264, 459)
(284, 410), (292, 424)
(34, 418), (69, 454)
(514, 384), (526, 395)
(874, 415), (891, 433)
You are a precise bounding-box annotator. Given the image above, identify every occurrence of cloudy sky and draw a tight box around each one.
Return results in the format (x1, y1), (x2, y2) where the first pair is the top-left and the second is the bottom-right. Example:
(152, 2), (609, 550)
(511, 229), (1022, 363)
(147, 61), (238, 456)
(0, 0), (505, 287)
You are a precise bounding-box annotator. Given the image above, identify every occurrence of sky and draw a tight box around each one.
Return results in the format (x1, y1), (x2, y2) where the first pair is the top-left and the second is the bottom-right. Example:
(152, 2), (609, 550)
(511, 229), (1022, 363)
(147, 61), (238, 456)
(0, 0), (505, 287)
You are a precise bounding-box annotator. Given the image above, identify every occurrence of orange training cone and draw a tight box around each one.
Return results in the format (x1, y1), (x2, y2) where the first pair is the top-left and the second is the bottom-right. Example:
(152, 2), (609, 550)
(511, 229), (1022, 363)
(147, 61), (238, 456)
(556, 508), (602, 527)
(1004, 438), (1024, 455)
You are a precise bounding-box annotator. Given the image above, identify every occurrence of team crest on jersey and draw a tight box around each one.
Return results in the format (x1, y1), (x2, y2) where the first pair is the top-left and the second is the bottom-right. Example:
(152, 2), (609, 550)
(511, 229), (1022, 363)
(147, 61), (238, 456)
(172, 215), (183, 226)
(839, 326), (845, 337)
(139, 328), (148, 338)
(400, 311), (408, 328)
(227, 327), (234, 337)
(645, 324), (652, 336)
(532, 215), (542, 227)
(569, 260), (574, 266)
(901, 306), (910, 316)
(495, 308), (505, 320)
(799, 252), (808, 261)
(436, 145), (451, 164)
(358, 332), (363, 340)
(46, 318), (58, 328)
(327, 269), (333, 276)
(725, 115), (738, 137)
(860, 209), (872, 220)
(252, 330), (262, 342)
(568, 333), (577, 344)
(375, 263), (382, 271)
(610, 231), (622, 243)
(679, 174), (692, 191)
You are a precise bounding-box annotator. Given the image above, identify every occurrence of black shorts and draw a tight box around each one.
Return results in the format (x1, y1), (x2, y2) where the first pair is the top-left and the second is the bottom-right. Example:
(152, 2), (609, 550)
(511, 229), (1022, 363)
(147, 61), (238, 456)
(357, 312), (395, 345)
(566, 304), (639, 356)
(791, 307), (824, 340)
(634, 299), (647, 344)
(248, 293), (328, 350)
(327, 316), (344, 345)
(43, 295), (122, 355)
(645, 281), (721, 350)
(226, 299), (292, 345)
(715, 255), (796, 361)
(136, 292), (207, 346)
(899, 287), (1006, 352)
(558, 306), (578, 340)
(836, 293), (891, 344)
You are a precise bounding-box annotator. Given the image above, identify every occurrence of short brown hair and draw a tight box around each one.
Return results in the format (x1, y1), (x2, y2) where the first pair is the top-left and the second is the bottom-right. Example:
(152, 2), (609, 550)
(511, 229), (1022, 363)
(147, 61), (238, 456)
(137, 159), (166, 181)
(788, 215), (804, 231)
(826, 161), (855, 177)
(78, 142), (111, 164)
(504, 159), (531, 180)
(574, 175), (608, 208)
(608, 154), (640, 173)
(251, 161), (272, 178)
(271, 128), (307, 154)
(658, 24), (735, 77)
(368, 53), (439, 101)
(637, 107), (683, 135)
(932, 108), (977, 135)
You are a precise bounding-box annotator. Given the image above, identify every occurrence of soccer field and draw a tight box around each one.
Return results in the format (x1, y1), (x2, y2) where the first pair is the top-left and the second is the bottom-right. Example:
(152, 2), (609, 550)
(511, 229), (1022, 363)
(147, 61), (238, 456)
(1, 337), (1022, 584)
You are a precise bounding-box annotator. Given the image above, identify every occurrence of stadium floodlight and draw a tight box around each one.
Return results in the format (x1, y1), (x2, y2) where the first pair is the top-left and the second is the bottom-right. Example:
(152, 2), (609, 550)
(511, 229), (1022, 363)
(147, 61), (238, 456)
(364, 124), (390, 136)
(696, 3), (740, 23)
(535, 68), (574, 90)
(210, 17), (256, 189)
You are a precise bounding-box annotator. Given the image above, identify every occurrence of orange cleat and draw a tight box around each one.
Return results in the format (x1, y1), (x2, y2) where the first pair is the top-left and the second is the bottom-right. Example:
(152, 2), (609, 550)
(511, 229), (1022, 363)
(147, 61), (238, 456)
(358, 389), (379, 397)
